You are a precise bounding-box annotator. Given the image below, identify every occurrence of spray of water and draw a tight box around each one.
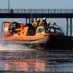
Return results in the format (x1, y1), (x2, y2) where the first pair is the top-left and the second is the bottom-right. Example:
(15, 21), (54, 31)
(0, 41), (34, 51)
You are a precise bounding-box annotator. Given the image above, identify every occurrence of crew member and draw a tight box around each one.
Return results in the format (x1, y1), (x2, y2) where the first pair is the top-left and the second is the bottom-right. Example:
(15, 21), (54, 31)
(39, 17), (47, 26)
(36, 18), (40, 26)
(32, 20), (37, 28)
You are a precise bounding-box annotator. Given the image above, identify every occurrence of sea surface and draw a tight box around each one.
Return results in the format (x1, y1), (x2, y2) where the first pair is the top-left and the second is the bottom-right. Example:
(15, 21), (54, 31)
(0, 42), (73, 72)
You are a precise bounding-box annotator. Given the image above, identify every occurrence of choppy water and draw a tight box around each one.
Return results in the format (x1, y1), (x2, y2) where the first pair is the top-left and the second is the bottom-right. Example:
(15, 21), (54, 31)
(0, 43), (73, 72)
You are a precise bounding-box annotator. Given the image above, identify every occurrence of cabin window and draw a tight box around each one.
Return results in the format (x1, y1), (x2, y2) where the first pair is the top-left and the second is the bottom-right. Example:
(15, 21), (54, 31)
(37, 28), (45, 33)
(55, 28), (62, 33)
(55, 28), (64, 34)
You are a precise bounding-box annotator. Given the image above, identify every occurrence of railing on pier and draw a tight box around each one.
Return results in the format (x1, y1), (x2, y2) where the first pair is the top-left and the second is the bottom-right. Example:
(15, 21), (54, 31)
(0, 9), (73, 14)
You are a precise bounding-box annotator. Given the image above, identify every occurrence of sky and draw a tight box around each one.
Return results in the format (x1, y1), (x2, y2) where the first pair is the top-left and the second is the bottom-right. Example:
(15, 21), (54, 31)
(0, 0), (73, 35)
(0, 0), (73, 9)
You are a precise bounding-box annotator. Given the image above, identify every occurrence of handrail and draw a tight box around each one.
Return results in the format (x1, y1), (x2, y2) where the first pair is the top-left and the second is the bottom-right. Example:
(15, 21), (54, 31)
(0, 9), (73, 14)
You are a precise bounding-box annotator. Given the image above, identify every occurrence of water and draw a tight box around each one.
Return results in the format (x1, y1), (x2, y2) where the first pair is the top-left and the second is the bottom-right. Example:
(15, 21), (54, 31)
(0, 43), (73, 72)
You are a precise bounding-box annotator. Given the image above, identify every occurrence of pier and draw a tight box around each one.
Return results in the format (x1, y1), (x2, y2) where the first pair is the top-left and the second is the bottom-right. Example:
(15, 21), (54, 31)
(0, 9), (73, 36)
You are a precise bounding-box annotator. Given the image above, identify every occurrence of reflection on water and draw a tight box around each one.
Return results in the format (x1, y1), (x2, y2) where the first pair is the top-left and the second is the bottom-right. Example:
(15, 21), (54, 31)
(0, 50), (73, 72)
(0, 43), (73, 72)
(0, 61), (46, 72)
(0, 61), (73, 72)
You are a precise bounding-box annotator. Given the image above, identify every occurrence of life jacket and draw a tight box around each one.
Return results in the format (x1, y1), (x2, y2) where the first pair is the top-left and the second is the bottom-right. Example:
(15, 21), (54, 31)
(32, 21), (37, 27)
(39, 20), (44, 26)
